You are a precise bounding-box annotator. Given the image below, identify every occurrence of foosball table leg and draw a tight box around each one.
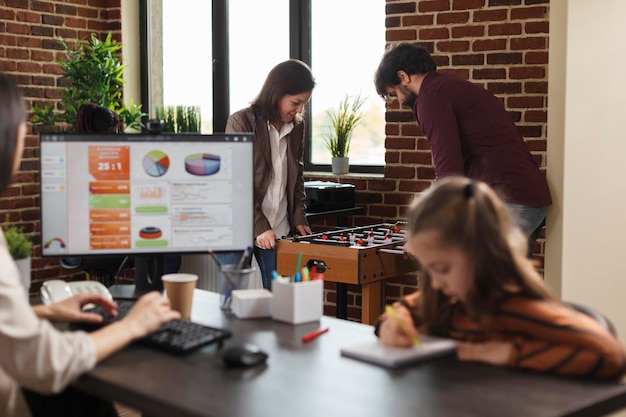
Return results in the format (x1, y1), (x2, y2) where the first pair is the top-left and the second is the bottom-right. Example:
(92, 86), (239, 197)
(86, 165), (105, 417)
(336, 283), (348, 319)
(361, 281), (382, 325)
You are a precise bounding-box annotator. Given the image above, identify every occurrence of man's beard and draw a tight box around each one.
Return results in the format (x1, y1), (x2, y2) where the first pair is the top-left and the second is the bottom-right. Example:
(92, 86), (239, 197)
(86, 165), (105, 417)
(402, 88), (418, 108)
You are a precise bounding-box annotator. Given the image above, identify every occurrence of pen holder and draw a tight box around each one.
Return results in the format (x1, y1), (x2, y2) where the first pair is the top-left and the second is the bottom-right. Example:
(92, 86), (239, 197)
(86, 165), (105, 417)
(271, 279), (323, 324)
(219, 264), (257, 312)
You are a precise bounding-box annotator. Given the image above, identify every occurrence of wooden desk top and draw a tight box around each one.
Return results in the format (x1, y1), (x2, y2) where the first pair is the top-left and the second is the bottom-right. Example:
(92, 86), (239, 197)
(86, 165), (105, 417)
(76, 290), (626, 417)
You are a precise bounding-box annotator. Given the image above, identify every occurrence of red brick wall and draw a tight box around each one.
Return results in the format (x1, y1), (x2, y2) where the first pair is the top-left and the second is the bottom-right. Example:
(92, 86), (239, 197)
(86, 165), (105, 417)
(0, 0), (122, 296)
(307, 0), (550, 321)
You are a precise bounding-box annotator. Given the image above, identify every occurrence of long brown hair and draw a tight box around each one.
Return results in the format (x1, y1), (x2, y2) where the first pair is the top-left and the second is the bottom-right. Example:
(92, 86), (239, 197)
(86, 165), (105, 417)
(406, 177), (553, 334)
(0, 72), (26, 193)
(252, 60), (315, 125)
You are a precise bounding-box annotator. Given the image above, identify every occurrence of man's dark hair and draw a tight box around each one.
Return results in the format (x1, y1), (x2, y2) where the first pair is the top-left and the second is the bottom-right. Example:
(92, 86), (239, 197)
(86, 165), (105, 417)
(374, 43), (437, 99)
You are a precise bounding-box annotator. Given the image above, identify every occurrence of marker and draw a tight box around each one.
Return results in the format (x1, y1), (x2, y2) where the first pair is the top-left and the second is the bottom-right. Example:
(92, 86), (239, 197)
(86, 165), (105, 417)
(294, 251), (303, 277)
(302, 327), (329, 343)
(385, 305), (421, 348)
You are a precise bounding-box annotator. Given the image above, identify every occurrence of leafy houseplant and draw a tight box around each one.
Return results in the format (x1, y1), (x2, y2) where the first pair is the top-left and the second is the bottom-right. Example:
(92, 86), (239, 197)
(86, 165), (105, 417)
(31, 33), (145, 132)
(323, 94), (365, 174)
(3, 223), (33, 261)
(3, 220), (33, 293)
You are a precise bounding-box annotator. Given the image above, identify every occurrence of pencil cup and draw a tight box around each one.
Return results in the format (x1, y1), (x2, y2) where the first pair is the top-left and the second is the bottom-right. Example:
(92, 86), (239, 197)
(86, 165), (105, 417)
(271, 279), (323, 324)
(219, 264), (257, 312)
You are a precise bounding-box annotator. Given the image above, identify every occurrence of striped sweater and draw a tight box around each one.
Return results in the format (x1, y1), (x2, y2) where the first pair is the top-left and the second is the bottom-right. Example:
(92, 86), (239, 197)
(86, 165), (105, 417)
(445, 296), (626, 379)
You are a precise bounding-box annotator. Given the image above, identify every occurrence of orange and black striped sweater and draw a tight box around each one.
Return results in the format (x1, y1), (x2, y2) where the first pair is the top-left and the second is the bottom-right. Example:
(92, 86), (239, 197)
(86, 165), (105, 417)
(422, 296), (625, 380)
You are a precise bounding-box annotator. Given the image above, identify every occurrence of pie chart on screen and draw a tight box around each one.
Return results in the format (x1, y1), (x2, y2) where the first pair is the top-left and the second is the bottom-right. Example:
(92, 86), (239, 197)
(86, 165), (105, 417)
(184, 153), (221, 176)
(143, 150), (170, 177)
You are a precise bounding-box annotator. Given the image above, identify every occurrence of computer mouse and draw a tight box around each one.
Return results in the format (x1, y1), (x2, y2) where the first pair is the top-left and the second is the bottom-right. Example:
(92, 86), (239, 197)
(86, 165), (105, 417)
(222, 344), (268, 368)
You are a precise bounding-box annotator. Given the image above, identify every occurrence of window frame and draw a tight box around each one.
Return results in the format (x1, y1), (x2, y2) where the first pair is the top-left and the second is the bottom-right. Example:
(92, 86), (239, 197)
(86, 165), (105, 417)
(139, 0), (384, 174)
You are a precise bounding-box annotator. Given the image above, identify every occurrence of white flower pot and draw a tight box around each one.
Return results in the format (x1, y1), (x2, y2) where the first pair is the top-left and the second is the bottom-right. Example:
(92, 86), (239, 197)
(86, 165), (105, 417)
(15, 257), (31, 295)
(331, 157), (349, 175)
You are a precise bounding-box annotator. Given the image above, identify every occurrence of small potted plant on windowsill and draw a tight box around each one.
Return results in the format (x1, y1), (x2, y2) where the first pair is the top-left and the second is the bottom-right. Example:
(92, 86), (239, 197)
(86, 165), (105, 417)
(324, 94), (365, 175)
(3, 220), (33, 294)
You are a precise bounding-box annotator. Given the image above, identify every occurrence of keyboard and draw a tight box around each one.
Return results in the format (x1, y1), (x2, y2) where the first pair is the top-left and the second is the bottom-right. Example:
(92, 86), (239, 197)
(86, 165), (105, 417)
(71, 300), (232, 355)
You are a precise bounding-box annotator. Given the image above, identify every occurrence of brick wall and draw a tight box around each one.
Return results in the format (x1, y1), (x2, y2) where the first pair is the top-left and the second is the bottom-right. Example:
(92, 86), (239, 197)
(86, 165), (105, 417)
(307, 0), (550, 321)
(0, 0), (122, 296)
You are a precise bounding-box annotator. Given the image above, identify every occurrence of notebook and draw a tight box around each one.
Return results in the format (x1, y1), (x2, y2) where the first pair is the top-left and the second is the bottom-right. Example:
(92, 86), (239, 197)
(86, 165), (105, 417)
(340, 335), (457, 368)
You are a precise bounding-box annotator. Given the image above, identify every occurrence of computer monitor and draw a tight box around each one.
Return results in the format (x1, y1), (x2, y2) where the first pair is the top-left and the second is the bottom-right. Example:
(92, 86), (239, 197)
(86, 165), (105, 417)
(39, 132), (254, 295)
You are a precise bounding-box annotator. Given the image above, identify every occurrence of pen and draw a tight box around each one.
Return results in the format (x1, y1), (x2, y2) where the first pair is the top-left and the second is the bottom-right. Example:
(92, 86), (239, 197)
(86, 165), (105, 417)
(302, 327), (329, 343)
(207, 248), (222, 267)
(236, 246), (252, 270)
(385, 305), (421, 348)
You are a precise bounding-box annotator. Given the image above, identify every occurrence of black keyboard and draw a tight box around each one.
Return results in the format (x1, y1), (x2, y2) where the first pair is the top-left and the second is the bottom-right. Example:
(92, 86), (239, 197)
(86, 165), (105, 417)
(71, 300), (231, 355)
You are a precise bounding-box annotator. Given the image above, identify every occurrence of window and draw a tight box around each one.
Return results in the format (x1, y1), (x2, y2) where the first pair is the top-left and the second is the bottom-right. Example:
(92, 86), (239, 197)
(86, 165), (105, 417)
(147, 0), (214, 132)
(143, 0), (384, 172)
(228, 0), (290, 113)
(310, 1), (385, 169)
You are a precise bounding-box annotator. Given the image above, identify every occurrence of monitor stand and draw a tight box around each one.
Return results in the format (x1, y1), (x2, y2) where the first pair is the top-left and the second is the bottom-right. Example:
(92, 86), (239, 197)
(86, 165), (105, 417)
(108, 255), (166, 300)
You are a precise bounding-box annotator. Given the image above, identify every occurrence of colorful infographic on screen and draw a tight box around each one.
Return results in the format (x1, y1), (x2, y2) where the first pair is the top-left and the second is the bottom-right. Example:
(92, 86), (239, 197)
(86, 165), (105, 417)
(39, 134), (254, 257)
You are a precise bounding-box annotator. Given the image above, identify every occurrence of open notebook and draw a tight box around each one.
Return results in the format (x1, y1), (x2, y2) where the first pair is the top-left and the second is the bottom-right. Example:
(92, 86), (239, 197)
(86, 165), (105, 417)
(341, 335), (457, 368)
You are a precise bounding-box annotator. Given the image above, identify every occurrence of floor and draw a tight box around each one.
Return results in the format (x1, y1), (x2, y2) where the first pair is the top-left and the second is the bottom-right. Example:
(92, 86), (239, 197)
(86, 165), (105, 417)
(115, 402), (141, 417)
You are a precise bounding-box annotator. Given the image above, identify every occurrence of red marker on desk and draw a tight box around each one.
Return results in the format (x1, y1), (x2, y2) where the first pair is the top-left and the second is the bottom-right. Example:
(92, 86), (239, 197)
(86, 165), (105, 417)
(302, 327), (329, 343)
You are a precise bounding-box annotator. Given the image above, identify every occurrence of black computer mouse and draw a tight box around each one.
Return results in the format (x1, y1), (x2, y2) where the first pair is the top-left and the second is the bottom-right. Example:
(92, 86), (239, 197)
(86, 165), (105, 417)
(222, 344), (268, 368)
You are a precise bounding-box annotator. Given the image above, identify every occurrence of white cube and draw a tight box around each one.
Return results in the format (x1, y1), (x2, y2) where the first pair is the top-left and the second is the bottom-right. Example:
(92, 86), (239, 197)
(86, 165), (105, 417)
(231, 289), (273, 319)
(271, 279), (323, 324)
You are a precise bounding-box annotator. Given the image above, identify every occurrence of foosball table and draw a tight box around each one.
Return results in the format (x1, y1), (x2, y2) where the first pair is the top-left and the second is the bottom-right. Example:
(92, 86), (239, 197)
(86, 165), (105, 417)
(276, 222), (418, 324)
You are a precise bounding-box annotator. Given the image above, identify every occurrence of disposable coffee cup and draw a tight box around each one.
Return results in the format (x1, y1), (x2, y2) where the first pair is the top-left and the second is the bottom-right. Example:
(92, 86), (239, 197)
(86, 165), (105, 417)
(219, 264), (257, 312)
(162, 273), (198, 319)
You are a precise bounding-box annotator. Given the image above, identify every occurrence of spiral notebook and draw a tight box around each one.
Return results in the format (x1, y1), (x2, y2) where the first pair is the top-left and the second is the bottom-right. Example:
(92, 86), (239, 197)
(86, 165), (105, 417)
(340, 335), (457, 369)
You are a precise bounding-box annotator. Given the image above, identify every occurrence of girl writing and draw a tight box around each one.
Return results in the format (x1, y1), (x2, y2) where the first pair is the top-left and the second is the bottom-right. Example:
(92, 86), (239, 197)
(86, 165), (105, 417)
(377, 177), (626, 379)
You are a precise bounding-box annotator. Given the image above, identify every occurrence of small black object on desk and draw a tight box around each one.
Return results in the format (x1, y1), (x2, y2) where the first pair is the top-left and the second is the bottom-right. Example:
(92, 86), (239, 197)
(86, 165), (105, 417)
(222, 343), (268, 368)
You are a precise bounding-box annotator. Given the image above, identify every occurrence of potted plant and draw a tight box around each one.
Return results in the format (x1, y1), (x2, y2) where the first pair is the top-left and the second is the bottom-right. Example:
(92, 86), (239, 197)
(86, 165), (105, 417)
(31, 33), (145, 132)
(155, 105), (201, 133)
(323, 94), (365, 174)
(3, 220), (33, 294)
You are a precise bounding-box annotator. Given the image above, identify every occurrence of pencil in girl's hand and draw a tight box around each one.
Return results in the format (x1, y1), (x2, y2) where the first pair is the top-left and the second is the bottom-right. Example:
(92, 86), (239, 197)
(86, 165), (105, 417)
(385, 305), (421, 348)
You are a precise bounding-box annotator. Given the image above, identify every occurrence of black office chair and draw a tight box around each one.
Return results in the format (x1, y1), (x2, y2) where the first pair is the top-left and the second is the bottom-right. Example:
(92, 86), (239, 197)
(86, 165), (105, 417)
(564, 301), (617, 337)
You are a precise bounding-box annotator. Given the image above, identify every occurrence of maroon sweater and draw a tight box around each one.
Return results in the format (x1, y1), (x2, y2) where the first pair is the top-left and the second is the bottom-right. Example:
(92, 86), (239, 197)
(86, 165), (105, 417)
(414, 72), (552, 207)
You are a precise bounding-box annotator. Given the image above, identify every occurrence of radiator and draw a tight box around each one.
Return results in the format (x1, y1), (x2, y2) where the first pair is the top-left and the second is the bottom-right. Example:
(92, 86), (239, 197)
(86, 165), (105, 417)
(179, 254), (262, 292)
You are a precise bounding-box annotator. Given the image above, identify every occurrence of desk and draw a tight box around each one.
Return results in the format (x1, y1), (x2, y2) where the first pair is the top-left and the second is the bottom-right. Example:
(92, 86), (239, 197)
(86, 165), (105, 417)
(76, 290), (626, 417)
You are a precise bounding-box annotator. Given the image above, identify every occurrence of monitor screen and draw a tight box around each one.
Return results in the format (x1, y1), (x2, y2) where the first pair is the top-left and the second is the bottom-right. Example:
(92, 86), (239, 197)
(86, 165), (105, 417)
(39, 133), (254, 289)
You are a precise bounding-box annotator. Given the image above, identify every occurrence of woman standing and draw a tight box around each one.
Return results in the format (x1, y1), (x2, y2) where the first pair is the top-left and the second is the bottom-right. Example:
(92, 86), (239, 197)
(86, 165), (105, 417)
(226, 60), (315, 289)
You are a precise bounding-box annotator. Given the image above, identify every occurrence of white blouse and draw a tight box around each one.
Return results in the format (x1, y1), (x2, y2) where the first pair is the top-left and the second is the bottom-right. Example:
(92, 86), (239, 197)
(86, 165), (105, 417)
(0, 231), (96, 417)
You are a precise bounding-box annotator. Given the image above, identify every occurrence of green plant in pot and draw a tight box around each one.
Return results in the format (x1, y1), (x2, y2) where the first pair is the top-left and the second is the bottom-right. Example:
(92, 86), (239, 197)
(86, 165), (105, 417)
(323, 94), (365, 174)
(31, 33), (145, 132)
(3, 219), (33, 294)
